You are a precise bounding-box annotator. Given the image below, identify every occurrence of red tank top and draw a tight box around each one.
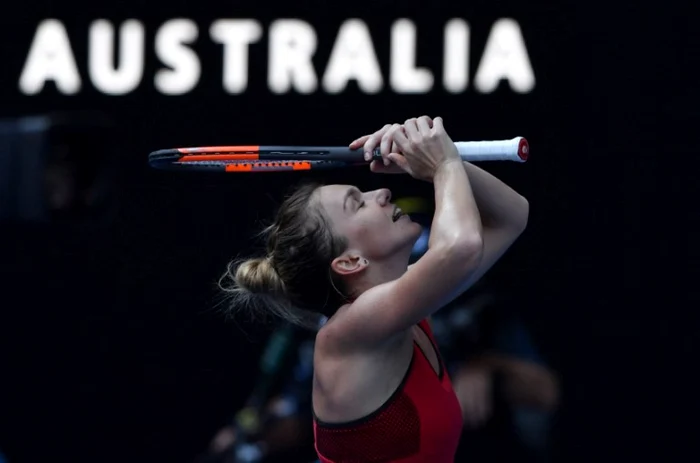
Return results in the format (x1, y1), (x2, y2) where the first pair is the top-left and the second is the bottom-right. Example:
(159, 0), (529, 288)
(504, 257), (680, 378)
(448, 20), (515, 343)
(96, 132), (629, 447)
(313, 319), (464, 462)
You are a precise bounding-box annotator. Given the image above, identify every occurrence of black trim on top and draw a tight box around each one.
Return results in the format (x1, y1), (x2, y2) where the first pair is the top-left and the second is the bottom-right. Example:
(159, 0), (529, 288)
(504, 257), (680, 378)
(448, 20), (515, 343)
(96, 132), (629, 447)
(415, 322), (445, 381)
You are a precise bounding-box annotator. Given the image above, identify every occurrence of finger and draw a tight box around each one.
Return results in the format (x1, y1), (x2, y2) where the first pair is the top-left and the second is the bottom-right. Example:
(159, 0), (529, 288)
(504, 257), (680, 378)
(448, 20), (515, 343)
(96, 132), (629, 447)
(391, 125), (411, 152)
(349, 134), (371, 150)
(432, 116), (444, 133)
(380, 124), (401, 166)
(391, 140), (401, 155)
(370, 159), (401, 174)
(403, 118), (420, 143)
(416, 115), (432, 135)
(369, 160), (383, 173)
(363, 124), (391, 161)
(387, 153), (410, 171)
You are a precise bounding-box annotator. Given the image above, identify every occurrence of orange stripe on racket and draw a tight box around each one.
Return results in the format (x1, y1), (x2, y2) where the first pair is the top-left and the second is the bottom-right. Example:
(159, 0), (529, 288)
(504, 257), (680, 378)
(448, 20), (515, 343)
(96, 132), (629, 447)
(179, 154), (260, 162)
(176, 146), (260, 154)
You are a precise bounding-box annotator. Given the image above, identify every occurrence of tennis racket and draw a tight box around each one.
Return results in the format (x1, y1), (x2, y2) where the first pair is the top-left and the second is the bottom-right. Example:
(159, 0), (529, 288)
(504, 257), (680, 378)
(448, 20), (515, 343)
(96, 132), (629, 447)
(148, 137), (528, 173)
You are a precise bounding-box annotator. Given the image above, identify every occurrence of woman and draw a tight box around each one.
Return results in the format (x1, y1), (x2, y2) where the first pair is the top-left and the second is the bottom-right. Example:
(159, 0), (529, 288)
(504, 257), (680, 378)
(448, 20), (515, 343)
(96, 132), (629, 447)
(220, 115), (529, 462)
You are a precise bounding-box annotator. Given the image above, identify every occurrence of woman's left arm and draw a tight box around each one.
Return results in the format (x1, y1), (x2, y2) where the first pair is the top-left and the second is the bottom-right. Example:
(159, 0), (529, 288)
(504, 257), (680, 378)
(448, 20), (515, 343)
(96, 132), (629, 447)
(453, 161), (528, 289)
(461, 161), (528, 232)
(387, 160), (528, 289)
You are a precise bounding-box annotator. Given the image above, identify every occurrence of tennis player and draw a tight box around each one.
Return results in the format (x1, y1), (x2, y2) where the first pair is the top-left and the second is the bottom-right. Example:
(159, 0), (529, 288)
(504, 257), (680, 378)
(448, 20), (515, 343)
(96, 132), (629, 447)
(220, 115), (529, 462)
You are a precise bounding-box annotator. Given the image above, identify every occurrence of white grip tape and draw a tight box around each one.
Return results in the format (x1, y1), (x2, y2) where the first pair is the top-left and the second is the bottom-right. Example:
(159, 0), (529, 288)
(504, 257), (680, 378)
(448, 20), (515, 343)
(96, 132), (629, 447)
(454, 137), (528, 162)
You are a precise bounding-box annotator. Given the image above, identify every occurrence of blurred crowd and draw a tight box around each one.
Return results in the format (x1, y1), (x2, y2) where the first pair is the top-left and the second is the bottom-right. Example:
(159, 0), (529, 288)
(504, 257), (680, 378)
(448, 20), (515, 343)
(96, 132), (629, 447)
(196, 198), (559, 463)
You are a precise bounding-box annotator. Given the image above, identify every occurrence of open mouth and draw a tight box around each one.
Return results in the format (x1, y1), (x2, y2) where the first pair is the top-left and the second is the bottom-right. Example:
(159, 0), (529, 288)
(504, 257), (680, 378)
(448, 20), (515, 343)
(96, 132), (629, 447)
(391, 206), (405, 222)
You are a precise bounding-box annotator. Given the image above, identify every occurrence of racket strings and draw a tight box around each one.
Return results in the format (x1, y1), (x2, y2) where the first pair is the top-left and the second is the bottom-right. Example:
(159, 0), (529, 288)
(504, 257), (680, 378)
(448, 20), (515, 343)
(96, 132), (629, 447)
(177, 160), (338, 166)
(175, 159), (344, 172)
(225, 160), (315, 172)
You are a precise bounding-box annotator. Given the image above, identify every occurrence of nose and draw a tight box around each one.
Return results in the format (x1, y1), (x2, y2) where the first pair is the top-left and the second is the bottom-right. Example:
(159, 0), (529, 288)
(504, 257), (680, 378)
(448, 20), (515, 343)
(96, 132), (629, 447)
(375, 188), (392, 206)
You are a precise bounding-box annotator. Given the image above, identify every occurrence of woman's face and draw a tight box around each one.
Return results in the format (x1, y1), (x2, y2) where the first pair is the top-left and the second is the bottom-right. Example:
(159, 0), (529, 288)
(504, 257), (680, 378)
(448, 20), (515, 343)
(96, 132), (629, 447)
(316, 184), (423, 264)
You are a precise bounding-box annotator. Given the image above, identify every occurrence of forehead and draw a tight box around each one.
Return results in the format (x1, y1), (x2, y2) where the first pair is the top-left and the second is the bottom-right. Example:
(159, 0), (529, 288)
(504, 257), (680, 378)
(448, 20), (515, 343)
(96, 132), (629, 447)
(317, 184), (354, 211)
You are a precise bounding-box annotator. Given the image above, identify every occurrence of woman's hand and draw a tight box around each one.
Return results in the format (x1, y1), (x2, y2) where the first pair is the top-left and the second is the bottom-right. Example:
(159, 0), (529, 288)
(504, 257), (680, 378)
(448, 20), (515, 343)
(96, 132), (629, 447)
(391, 116), (461, 182)
(349, 123), (403, 171)
(349, 116), (437, 176)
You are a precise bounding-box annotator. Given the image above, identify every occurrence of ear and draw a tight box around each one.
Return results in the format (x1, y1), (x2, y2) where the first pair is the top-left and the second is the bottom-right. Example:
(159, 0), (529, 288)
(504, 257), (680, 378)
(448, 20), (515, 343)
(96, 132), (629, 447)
(331, 252), (369, 277)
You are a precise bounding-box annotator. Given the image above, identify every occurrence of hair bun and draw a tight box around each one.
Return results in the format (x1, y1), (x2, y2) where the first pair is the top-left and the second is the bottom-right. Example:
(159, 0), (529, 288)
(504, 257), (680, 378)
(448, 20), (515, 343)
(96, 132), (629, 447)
(233, 256), (286, 295)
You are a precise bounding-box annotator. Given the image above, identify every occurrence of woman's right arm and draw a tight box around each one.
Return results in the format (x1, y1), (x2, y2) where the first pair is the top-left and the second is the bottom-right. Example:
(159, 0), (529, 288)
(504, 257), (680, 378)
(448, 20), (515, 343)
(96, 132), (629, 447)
(321, 117), (484, 348)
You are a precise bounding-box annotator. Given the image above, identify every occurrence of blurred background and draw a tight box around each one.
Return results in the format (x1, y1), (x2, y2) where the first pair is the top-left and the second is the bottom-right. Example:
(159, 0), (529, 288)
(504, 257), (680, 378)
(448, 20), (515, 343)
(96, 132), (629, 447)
(0, 1), (696, 462)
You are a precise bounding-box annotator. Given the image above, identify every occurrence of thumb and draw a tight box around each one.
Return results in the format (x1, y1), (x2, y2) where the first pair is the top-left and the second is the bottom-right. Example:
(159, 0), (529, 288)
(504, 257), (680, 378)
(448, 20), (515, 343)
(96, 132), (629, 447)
(369, 160), (385, 173)
(370, 160), (395, 173)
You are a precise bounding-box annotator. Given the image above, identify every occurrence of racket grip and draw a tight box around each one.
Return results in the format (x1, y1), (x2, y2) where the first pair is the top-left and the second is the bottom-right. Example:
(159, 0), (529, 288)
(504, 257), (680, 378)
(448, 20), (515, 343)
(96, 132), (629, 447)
(371, 137), (528, 163)
(455, 137), (528, 162)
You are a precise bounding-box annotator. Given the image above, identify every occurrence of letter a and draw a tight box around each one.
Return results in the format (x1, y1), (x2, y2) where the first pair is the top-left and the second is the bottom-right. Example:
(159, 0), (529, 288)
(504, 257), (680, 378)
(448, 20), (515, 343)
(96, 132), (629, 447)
(19, 19), (81, 95)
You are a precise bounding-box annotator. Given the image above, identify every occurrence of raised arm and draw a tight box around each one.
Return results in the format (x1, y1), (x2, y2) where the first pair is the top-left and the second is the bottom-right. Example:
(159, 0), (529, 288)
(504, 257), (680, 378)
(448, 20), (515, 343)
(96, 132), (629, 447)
(355, 120), (529, 294)
(451, 161), (528, 291)
(324, 116), (485, 347)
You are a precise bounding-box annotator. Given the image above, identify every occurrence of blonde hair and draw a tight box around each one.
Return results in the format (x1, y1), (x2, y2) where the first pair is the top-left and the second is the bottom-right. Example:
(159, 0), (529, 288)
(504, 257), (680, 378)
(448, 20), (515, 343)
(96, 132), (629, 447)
(218, 182), (348, 330)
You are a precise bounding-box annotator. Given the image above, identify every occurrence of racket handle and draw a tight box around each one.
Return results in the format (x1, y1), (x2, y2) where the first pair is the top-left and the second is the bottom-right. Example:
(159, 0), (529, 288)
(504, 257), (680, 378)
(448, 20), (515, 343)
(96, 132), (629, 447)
(371, 137), (528, 163)
(454, 137), (528, 162)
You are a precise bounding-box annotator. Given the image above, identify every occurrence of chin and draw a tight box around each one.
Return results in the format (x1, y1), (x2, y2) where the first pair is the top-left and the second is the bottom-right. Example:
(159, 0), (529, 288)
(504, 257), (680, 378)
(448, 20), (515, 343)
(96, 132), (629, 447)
(383, 217), (423, 259)
(406, 220), (424, 236)
(401, 222), (423, 247)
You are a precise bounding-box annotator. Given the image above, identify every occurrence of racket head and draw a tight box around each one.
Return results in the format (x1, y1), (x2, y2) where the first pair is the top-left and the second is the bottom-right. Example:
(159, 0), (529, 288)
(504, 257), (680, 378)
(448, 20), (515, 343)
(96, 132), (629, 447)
(148, 147), (354, 172)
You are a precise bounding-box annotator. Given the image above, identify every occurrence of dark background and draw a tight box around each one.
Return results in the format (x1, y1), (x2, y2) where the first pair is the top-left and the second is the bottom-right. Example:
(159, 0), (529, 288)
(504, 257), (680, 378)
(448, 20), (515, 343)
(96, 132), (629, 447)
(0, 1), (696, 462)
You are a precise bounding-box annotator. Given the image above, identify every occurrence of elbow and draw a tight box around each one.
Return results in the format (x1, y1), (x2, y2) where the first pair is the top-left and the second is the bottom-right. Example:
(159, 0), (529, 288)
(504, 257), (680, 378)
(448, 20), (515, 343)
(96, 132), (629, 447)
(460, 235), (485, 265)
(445, 233), (484, 270)
(512, 195), (529, 234)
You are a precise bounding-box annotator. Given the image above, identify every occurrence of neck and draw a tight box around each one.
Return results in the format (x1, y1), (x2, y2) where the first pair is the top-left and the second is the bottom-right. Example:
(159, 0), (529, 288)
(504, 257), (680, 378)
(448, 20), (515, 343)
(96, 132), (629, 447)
(348, 255), (410, 299)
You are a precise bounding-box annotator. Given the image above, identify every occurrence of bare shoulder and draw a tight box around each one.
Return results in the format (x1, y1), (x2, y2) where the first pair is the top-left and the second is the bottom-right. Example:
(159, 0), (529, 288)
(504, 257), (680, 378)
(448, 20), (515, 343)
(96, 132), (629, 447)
(314, 307), (411, 381)
(313, 317), (414, 423)
(312, 318), (368, 420)
(315, 298), (406, 353)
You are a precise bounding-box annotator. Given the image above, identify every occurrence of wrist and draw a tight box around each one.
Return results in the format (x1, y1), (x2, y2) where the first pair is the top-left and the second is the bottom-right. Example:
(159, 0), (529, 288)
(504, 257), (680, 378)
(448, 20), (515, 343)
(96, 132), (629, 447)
(433, 158), (463, 180)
